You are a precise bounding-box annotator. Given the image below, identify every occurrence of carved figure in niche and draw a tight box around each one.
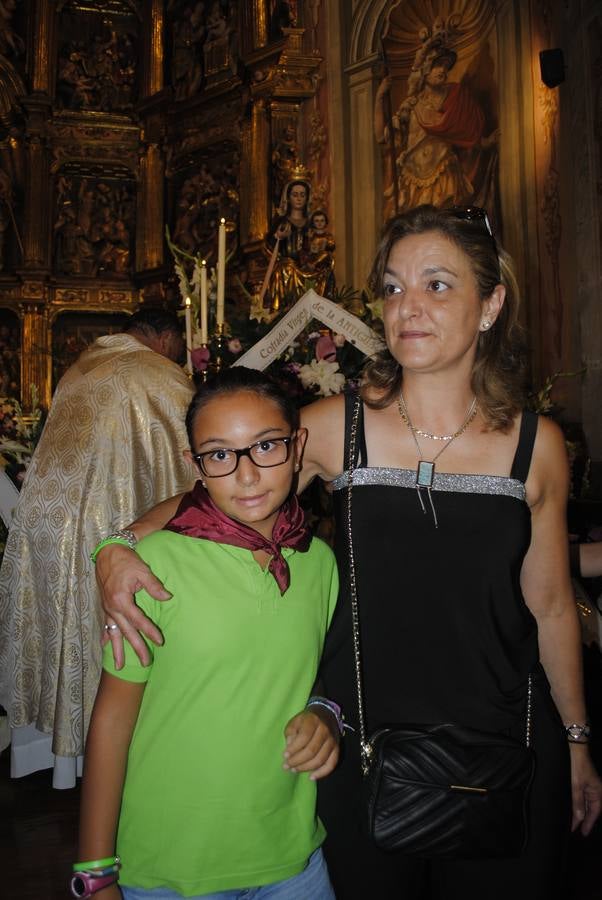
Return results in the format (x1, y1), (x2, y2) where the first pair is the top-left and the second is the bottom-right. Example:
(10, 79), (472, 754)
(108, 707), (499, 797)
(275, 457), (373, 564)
(57, 51), (96, 109)
(271, 125), (299, 209)
(97, 218), (130, 275)
(0, 167), (19, 271)
(54, 204), (96, 276)
(56, 18), (137, 113)
(375, 19), (498, 215)
(0, 0), (24, 57)
(172, 2), (205, 99)
(203, 0), (237, 78)
(266, 178), (335, 308)
(270, 1), (297, 38)
(205, 0), (228, 40)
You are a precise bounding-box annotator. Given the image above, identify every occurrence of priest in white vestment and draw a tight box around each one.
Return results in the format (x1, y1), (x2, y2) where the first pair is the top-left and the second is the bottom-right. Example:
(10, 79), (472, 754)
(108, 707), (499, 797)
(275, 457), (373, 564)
(0, 309), (195, 767)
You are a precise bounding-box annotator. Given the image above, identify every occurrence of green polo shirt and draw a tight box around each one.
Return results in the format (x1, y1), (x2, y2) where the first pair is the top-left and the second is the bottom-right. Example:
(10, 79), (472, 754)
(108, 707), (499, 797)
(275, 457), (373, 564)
(102, 529), (338, 897)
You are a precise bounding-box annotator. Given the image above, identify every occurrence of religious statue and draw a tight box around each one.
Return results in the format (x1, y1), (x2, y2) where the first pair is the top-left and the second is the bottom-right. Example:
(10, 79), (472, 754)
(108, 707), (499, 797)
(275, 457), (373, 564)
(264, 177), (335, 309)
(374, 18), (498, 216)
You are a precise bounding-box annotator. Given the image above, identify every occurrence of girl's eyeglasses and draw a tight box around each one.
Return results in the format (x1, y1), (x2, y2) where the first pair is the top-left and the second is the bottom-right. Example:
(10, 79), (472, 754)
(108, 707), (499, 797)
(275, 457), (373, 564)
(193, 436), (294, 478)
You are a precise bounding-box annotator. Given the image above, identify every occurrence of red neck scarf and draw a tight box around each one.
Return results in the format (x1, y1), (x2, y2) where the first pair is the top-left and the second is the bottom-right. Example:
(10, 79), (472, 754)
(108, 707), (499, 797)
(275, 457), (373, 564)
(164, 481), (311, 595)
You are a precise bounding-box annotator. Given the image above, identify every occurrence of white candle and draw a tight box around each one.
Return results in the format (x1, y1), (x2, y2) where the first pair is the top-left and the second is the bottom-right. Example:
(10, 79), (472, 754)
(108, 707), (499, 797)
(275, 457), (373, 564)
(216, 217), (226, 327)
(200, 259), (208, 345)
(184, 296), (193, 373)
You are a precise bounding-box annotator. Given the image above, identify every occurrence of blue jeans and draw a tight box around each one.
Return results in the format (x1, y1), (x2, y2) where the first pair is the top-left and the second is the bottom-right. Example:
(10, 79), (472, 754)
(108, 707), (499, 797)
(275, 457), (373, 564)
(120, 848), (335, 900)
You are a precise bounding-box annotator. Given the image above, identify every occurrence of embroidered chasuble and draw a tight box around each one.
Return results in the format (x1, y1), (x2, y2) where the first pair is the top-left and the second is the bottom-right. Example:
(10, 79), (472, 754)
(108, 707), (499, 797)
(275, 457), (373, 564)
(0, 334), (195, 757)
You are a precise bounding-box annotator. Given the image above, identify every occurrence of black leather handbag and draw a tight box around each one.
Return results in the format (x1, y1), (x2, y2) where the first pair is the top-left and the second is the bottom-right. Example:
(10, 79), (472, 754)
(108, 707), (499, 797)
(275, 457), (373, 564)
(345, 394), (536, 859)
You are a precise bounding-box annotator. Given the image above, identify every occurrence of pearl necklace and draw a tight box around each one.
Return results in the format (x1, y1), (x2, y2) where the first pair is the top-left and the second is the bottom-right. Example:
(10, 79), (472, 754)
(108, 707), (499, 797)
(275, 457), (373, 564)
(398, 392), (478, 527)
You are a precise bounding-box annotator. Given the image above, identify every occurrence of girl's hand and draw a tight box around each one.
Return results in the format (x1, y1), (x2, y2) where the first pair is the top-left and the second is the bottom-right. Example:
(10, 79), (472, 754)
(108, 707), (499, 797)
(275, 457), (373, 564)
(96, 542), (169, 668)
(569, 744), (602, 836)
(283, 708), (340, 780)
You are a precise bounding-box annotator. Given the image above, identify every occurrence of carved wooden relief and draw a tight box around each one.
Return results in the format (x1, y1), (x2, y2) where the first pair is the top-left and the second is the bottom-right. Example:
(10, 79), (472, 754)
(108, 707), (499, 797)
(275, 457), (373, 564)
(56, 0), (140, 114)
(52, 166), (135, 280)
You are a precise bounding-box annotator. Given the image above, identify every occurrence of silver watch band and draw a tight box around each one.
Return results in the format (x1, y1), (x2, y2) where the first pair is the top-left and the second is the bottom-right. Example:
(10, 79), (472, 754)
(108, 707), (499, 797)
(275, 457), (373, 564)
(106, 528), (138, 550)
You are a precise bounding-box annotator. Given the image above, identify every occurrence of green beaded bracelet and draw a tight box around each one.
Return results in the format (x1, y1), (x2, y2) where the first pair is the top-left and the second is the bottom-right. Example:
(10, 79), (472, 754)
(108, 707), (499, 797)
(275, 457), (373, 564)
(73, 855), (120, 872)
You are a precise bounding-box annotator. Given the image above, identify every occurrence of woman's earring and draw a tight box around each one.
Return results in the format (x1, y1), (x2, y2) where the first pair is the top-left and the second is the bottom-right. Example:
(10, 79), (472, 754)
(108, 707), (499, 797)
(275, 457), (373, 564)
(480, 320), (491, 331)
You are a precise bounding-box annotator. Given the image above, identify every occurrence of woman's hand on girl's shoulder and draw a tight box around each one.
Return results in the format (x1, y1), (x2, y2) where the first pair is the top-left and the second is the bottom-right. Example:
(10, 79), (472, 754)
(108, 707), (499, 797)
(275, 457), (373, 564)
(299, 394), (346, 490)
(96, 542), (169, 668)
(282, 707), (340, 780)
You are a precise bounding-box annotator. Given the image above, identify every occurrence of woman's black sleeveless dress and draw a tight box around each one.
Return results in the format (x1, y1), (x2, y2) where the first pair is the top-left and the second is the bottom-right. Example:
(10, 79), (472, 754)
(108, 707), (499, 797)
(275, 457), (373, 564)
(318, 395), (571, 899)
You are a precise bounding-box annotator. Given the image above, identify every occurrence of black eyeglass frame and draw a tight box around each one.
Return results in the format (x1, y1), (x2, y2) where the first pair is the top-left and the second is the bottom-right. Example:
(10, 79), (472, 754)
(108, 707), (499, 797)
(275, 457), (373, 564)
(193, 436), (294, 478)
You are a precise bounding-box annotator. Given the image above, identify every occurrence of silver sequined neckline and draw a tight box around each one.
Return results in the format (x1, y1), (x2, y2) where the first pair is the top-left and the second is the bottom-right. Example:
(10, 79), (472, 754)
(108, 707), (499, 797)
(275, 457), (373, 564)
(331, 466), (526, 501)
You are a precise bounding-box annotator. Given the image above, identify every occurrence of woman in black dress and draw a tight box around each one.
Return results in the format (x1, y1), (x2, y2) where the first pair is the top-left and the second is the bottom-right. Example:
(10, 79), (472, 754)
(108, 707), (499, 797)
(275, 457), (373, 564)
(98, 206), (600, 898)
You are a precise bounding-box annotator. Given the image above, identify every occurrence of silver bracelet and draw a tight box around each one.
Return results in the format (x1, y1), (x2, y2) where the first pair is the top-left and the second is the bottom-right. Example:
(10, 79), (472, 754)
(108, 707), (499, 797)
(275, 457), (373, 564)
(107, 528), (138, 549)
(565, 722), (591, 743)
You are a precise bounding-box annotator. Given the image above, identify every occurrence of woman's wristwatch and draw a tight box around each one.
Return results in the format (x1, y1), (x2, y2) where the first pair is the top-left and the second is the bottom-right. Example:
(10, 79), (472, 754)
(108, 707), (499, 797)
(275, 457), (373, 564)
(565, 722), (591, 743)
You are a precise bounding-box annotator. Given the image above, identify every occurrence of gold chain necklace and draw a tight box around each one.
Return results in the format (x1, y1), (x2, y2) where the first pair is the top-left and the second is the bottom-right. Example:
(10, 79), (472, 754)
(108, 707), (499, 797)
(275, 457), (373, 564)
(398, 392), (478, 527)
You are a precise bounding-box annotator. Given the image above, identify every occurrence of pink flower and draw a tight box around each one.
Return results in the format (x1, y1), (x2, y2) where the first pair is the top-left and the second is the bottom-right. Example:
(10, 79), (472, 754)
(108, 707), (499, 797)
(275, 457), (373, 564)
(315, 334), (337, 362)
(191, 346), (211, 371)
(228, 338), (242, 354)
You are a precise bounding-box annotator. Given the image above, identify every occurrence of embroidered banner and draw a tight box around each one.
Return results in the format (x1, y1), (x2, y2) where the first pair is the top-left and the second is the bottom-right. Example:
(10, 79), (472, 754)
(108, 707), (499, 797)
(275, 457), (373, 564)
(233, 289), (384, 371)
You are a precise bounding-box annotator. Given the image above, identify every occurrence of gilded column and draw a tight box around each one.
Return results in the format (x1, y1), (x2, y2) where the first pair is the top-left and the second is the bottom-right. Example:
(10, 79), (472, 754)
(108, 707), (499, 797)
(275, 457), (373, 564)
(253, 0), (269, 48)
(20, 299), (51, 411)
(145, 0), (164, 97)
(246, 98), (270, 244)
(22, 129), (51, 270)
(31, 0), (54, 94)
(137, 143), (164, 271)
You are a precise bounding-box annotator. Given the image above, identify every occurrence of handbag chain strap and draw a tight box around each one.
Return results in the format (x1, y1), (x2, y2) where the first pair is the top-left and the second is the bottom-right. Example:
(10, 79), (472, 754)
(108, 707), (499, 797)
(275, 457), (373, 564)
(345, 393), (532, 778)
(345, 392), (372, 774)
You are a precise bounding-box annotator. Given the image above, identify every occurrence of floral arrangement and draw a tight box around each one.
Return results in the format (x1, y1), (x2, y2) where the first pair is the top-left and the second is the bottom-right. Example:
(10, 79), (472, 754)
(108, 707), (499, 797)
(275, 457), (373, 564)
(0, 387), (44, 487)
(0, 388), (44, 560)
(167, 228), (383, 402)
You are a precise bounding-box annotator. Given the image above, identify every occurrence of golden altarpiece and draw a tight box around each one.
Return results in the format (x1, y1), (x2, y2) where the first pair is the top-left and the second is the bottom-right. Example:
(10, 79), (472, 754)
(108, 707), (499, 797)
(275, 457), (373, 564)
(0, 0), (326, 411)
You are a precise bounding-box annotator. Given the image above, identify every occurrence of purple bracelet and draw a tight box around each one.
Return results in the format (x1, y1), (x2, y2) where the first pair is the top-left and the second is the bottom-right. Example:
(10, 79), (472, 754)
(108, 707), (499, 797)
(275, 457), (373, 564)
(306, 696), (346, 735)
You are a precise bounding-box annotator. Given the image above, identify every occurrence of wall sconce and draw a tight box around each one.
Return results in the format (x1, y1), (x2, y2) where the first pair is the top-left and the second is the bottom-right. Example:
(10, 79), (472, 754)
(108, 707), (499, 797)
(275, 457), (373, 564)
(539, 49), (565, 88)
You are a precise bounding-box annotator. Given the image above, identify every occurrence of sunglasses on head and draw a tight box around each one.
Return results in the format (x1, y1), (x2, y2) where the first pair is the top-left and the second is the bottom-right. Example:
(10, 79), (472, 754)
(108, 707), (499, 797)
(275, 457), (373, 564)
(447, 205), (494, 237)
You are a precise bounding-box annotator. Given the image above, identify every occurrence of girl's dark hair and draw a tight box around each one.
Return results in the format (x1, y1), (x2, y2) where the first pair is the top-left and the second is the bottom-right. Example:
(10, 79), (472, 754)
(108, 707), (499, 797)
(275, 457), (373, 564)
(185, 367), (299, 448)
(363, 204), (527, 431)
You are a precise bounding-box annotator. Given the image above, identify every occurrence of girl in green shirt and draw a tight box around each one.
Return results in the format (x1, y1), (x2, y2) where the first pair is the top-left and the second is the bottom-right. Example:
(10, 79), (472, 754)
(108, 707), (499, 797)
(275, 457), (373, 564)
(75, 368), (340, 900)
